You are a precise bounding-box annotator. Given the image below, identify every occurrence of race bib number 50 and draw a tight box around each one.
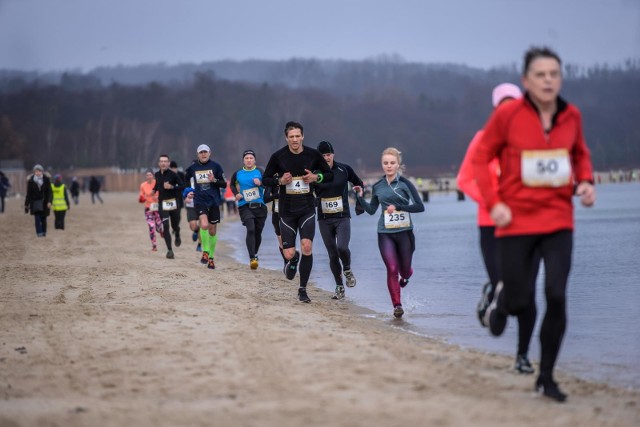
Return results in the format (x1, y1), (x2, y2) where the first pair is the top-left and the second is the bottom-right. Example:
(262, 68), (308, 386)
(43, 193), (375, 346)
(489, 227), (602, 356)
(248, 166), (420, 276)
(384, 210), (410, 229)
(521, 149), (571, 187)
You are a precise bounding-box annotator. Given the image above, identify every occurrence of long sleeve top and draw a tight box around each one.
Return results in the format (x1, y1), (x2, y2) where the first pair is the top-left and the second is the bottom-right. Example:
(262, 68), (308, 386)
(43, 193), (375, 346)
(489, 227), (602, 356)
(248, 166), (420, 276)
(472, 94), (593, 237)
(356, 174), (425, 233)
(456, 130), (499, 226)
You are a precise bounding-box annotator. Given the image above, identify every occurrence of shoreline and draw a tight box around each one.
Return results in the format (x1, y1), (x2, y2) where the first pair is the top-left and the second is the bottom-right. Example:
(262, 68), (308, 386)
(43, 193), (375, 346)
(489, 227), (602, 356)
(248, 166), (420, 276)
(0, 193), (638, 426)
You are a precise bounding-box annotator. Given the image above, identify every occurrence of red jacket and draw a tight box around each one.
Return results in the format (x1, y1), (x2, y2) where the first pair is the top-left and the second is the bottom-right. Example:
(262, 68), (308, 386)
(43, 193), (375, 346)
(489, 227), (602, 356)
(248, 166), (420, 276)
(457, 130), (499, 226)
(472, 95), (593, 237)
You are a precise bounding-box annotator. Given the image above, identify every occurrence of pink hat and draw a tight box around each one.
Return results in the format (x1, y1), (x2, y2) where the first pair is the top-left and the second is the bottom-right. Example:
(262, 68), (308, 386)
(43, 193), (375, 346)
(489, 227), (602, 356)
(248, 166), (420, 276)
(492, 83), (522, 107)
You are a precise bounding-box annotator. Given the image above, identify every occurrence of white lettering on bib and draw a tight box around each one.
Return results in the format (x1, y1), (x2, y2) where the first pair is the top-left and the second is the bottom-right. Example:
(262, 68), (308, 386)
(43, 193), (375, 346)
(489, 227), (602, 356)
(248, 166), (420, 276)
(521, 149), (571, 187)
(162, 198), (177, 211)
(149, 202), (159, 212)
(321, 196), (343, 214)
(285, 177), (310, 195)
(384, 210), (411, 229)
(195, 170), (213, 184)
(242, 187), (260, 201)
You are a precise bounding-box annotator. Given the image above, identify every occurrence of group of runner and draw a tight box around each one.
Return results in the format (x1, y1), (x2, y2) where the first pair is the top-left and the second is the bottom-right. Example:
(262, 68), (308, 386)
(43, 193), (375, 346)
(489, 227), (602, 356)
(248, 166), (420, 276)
(137, 46), (596, 403)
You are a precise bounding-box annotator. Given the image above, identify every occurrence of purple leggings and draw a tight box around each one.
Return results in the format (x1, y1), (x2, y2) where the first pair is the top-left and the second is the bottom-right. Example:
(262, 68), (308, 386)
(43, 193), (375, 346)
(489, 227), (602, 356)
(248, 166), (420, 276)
(378, 230), (415, 307)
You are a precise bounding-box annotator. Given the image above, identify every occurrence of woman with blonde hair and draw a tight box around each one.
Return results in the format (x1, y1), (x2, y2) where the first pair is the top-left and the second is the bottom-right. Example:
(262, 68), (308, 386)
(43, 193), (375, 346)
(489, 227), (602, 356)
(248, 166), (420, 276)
(354, 148), (425, 318)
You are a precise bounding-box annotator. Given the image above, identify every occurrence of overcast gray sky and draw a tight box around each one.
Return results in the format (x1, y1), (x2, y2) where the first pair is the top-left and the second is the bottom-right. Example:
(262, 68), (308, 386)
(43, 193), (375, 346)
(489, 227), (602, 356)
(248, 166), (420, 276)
(1, 0), (638, 72)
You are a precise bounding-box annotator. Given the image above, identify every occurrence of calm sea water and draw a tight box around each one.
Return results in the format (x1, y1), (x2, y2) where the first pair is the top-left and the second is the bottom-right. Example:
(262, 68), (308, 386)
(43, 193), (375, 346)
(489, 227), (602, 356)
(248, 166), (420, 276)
(225, 183), (640, 389)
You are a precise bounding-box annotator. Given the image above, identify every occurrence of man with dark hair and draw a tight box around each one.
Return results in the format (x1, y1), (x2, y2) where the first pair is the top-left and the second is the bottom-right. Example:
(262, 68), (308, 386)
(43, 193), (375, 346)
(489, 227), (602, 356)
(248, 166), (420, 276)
(262, 121), (333, 303)
(474, 46), (596, 402)
(154, 154), (184, 259)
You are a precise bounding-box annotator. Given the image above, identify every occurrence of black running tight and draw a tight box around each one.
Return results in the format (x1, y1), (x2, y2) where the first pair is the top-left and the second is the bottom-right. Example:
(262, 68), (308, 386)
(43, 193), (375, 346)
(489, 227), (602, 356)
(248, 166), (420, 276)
(499, 230), (573, 377)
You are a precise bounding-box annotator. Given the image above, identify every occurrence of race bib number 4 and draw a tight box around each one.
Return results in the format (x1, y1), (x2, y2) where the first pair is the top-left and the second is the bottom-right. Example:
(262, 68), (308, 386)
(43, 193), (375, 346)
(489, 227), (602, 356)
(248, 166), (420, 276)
(195, 170), (213, 184)
(243, 187), (260, 201)
(384, 210), (411, 229)
(321, 196), (343, 214)
(285, 177), (310, 195)
(521, 149), (572, 187)
(162, 198), (178, 211)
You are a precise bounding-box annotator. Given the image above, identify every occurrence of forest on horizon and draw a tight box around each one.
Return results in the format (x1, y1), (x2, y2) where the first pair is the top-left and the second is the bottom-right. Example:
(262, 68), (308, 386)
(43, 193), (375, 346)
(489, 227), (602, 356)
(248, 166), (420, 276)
(1, 58), (638, 176)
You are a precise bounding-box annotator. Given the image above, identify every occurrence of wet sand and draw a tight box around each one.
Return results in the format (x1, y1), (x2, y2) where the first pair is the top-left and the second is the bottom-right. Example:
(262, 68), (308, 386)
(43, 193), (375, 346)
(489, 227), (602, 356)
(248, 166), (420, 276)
(0, 192), (638, 427)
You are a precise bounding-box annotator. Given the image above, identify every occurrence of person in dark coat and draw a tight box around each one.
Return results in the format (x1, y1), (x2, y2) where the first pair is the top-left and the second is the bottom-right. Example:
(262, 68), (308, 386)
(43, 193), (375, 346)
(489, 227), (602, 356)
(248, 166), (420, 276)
(70, 176), (80, 205)
(0, 170), (10, 213)
(89, 176), (103, 204)
(24, 164), (53, 237)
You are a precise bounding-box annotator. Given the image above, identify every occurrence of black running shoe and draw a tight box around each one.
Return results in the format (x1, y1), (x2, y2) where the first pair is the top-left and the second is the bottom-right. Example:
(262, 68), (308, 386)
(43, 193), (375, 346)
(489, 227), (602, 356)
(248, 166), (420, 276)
(484, 282), (507, 336)
(535, 376), (567, 402)
(515, 354), (535, 375)
(175, 235), (181, 247)
(477, 281), (493, 327)
(399, 278), (409, 288)
(285, 251), (300, 280)
(393, 305), (404, 318)
(166, 250), (175, 259)
(331, 285), (345, 300)
(298, 287), (311, 303)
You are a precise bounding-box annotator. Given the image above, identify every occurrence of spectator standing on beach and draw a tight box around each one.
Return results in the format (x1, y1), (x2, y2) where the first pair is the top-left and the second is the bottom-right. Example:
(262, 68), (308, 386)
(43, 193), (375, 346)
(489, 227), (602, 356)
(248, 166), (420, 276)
(89, 176), (103, 204)
(24, 164), (52, 237)
(457, 83), (539, 375)
(474, 47), (595, 402)
(262, 121), (334, 303)
(51, 174), (70, 230)
(353, 147), (425, 318)
(70, 176), (80, 205)
(0, 171), (10, 213)
(314, 140), (364, 300)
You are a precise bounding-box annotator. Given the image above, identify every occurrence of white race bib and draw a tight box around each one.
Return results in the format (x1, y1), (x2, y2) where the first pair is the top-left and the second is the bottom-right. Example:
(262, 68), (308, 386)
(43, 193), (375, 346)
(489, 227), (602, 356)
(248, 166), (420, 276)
(149, 202), (159, 212)
(521, 149), (571, 187)
(274, 200), (279, 213)
(285, 177), (310, 195)
(195, 170), (213, 184)
(384, 210), (411, 229)
(242, 187), (260, 201)
(185, 198), (194, 208)
(321, 196), (343, 214)
(162, 198), (178, 211)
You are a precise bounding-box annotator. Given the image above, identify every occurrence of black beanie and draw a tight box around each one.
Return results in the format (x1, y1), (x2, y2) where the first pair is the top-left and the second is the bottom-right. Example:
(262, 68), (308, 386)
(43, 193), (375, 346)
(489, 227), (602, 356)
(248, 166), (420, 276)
(317, 141), (334, 154)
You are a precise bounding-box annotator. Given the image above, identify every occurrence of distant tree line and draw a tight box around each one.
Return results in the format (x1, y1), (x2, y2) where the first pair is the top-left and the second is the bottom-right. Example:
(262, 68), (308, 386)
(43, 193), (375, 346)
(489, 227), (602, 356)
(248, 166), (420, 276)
(0, 58), (638, 174)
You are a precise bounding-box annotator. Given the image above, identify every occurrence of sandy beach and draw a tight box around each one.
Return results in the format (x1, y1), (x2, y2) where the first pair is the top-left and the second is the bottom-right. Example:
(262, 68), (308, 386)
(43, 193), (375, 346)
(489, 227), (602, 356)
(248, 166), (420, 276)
(0, 192), (638, 427)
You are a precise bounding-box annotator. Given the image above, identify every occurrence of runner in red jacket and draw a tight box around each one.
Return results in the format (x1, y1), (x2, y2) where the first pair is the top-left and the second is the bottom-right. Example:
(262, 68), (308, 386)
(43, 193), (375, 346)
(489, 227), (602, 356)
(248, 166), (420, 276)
(472, 47), (596, 403)
(457, 83), (539, 375)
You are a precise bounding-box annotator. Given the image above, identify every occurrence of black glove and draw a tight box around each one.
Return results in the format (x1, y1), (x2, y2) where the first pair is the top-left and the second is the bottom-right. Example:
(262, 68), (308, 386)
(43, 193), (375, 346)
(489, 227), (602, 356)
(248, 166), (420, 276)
(24, 207), (29, 214)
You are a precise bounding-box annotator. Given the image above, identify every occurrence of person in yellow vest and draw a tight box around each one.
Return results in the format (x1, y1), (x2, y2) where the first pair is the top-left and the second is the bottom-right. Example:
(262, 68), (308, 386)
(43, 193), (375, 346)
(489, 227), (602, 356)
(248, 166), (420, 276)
(51, 174), (70, 230)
